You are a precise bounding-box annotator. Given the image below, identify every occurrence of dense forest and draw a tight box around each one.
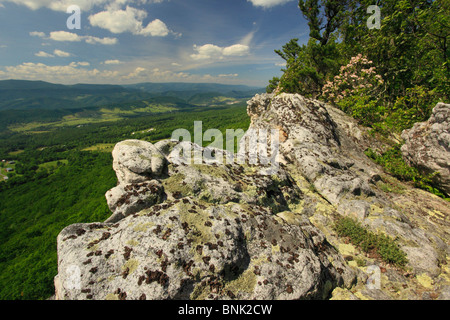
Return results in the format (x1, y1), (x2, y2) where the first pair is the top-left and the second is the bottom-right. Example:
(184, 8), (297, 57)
(268, 0), (449, 198)
(0, 104), (250, 299)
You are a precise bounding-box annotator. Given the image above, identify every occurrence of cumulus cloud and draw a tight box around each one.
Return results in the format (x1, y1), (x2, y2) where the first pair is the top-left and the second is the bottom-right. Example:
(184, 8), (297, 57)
(190, 44), (223, 60)
(35, 51), (54, 58)
(223, 44), (250, 57)
(75, 61), (90, 66)
(88, 6), (171, 37)
(0, 0), (163, 12)
(49, 31), (81, 42)
(30, 31), (46, 38)
(0, 61), (246, 84)
(218, 74), (239, 77)
(37, 31), (118, 45)
(139, 19), (169, 37)
(34, 49), (72, 58)
(190, 43), (250, 60)
(84, 35), (118, 45)
(247, 0), (293, 8)
(103, 59), (122, 65)
(53, 49), (71, 57)
(2, 61), (118, 83)
(124, 66), (147, 79)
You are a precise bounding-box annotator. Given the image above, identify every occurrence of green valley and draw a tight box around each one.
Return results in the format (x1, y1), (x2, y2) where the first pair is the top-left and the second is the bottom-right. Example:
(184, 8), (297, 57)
(0, 82), (254, 299)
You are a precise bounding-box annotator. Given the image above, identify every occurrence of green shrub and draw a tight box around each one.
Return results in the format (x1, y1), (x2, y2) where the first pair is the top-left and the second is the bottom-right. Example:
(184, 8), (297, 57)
(334, 216), (408, 268)
(365, 146), (449, 199)
(385, 86), (439, 132)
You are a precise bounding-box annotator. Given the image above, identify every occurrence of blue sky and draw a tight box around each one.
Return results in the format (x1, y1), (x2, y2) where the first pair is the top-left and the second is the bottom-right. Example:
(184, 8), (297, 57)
(0, 0), (310, 87)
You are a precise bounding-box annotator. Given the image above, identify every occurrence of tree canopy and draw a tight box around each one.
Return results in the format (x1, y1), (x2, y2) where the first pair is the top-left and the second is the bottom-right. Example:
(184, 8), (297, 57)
(269, 0), (449, 131)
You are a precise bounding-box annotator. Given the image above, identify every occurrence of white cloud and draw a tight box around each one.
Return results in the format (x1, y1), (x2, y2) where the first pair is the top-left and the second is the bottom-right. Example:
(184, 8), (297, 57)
(35, 51), (54, 58)
(190, 43), (250, 60)
(139, 19), (169, 37)
(89, 6), (144, 34)
(0, 1), (163, 12)
(103, 59), (122, 65)
(69, 61), (90, 67)
(30, 31), (46, 38)
(223, 44), (250, 57)
(84, 35), (118, 45)
(247, 0), (293, 8)
(39, 31), (117, 45)
(88, 6), (172, 37)
(190, 44), (223, 60)
(124, 66), (146, 79)
(53, 49), (71, 57)
(34, 49), (71, 58)
(218, 74), (239, 77)
(49, 31), (81, 42)
(2, 61), (118, 83)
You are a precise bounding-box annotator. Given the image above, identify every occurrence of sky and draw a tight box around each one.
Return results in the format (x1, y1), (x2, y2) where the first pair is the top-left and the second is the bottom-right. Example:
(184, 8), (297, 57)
(0, 0), (310, 87)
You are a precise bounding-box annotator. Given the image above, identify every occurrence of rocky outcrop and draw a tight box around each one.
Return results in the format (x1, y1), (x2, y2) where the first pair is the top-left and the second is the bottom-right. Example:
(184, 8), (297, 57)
(54, 93), (450, 300)
(401, 102), (450, 195)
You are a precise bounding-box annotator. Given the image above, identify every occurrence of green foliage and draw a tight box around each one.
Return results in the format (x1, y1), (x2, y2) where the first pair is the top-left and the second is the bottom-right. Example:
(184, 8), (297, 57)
(385, 86), (440, 132)
(0, 102), (251, 300)
(334, 216), (408, 267)
(336, 94), (384, 127)
(365, 146), (449, 199)
(266, 77), (280, 94)
(271, 0), (449, 134)
(270, 37), (342, 97)
(0, 152), (116, 299)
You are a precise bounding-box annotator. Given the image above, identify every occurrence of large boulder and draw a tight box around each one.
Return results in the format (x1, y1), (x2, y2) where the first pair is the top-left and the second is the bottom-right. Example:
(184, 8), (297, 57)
(54, 94), (450, 300)
(112, 139), (167, 184)
(54, 200), (355, 300)
(401, 102), (450, 195)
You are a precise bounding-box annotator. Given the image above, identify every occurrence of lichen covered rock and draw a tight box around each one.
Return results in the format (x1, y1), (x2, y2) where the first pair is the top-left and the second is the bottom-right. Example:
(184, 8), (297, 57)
(55, 93), (450, 300)
(401, 102), (450, 195)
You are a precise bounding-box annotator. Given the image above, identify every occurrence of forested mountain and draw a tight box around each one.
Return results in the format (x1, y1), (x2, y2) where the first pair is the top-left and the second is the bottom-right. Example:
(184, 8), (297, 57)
(0, 80), (263, 111)
(123, 82), (263, 96)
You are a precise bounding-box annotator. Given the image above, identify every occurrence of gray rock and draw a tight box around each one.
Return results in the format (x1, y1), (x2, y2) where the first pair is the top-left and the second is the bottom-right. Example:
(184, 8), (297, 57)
(54, 200), (355, 300)
(112, 140), (167, 184)
(54, 93), (450, 300)
(105, 180), (165, 224)
(401, 103), (450, 195)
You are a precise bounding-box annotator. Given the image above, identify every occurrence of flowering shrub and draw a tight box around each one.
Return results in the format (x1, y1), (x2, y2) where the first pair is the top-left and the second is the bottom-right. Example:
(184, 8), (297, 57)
(320, 54), (386, 127)
(321, 54), (384, 105)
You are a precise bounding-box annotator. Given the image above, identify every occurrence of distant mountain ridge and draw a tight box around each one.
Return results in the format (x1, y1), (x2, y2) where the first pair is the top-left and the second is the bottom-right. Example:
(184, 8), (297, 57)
(123, 82), (262, 95)
(0, 80), (264, 111)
